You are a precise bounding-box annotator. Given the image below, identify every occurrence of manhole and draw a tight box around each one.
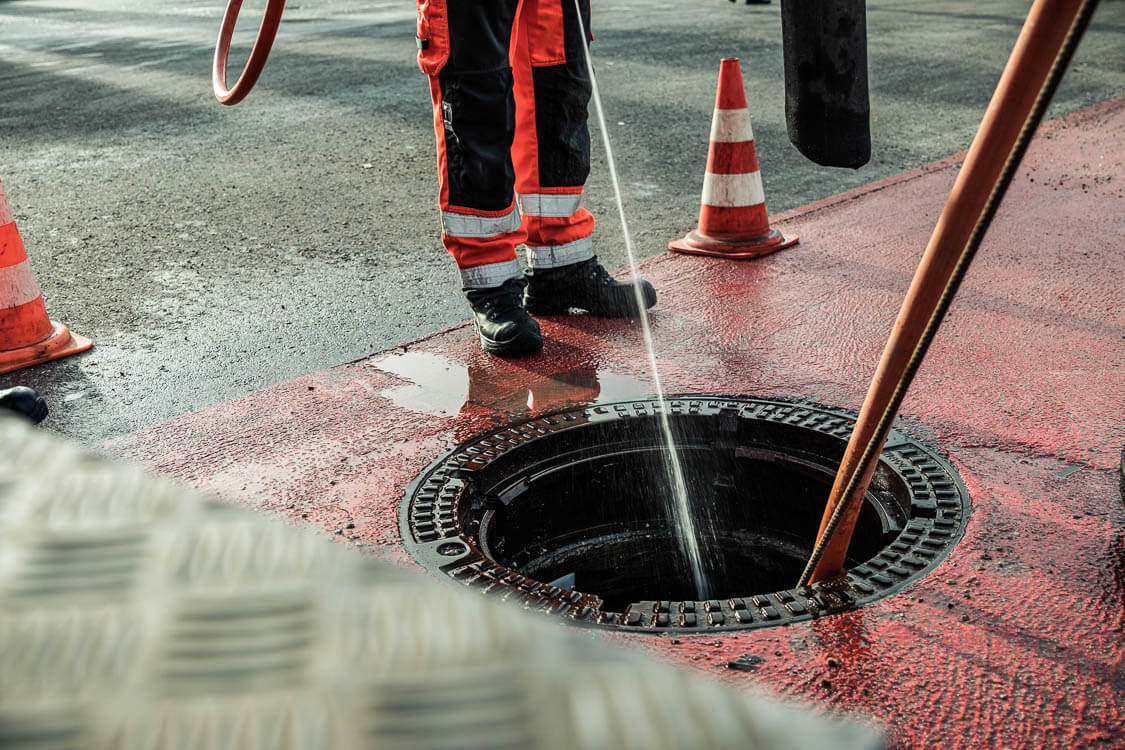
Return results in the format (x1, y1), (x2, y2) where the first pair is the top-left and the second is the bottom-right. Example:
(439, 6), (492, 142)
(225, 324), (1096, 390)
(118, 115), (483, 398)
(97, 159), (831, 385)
(401, 396), (970, 633)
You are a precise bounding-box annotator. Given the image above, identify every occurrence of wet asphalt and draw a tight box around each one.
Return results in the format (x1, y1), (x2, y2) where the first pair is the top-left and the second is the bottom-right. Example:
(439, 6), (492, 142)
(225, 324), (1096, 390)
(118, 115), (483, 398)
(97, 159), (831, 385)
(1, 0), (1122, 445)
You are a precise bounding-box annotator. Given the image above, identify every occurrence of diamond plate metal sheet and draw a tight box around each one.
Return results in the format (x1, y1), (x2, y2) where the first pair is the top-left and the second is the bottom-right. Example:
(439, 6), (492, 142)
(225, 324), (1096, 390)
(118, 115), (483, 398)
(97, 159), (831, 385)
(0, 416), (880, 750)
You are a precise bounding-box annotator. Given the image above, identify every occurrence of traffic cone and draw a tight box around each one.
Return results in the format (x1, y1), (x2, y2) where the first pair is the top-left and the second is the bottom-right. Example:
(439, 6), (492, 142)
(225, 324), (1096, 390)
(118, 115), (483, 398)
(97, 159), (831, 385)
(670, 58), (798, 259)
(0, 180), (91, 374)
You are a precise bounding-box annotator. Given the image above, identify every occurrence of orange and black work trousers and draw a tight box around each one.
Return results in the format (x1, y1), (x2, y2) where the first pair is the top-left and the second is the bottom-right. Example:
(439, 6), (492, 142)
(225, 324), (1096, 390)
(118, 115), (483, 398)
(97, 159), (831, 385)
(416, 0), (596, 289)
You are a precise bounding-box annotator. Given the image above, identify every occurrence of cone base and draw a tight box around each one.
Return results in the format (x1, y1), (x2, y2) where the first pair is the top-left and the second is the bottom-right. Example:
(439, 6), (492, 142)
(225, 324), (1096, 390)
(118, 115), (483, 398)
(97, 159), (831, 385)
(0, 321), (92, 375)
(669, 229), (799, 260)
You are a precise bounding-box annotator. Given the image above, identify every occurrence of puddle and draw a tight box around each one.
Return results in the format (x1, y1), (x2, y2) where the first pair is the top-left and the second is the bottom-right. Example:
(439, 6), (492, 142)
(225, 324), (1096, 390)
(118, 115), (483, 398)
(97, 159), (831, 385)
(373, 351), (468, 417)
(371, 350), (653, 419)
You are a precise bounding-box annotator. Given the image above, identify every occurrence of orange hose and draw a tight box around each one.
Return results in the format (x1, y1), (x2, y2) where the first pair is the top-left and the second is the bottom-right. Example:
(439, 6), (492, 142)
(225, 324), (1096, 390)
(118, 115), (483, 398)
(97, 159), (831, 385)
(212, 0), (287, 105)
(807, 0), (1089, 584)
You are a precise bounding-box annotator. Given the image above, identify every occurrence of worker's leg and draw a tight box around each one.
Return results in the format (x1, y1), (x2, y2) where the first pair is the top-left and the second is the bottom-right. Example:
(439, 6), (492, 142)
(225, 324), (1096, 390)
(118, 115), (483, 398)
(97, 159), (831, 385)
(510, 0), (594, 266)
(417, 0), (541, 354)
(511, 0), (657, 317)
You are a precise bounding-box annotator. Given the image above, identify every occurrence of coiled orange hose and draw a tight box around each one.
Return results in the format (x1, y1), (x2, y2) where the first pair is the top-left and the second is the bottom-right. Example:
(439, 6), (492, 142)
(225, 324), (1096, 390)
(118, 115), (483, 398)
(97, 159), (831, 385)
(212, 0), (286, 105)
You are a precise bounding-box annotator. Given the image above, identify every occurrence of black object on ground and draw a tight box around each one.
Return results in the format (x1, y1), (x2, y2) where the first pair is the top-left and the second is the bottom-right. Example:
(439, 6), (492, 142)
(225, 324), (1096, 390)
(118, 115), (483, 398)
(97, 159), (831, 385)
(727, 654), (766, 672)
(0, 386), (48, 424)
(1119, 447), (1123, 500)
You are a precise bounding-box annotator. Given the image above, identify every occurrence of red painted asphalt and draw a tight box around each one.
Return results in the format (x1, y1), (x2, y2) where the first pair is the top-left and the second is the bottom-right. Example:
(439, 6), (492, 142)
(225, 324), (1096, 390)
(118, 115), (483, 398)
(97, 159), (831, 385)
(108, 98), (1124, 747)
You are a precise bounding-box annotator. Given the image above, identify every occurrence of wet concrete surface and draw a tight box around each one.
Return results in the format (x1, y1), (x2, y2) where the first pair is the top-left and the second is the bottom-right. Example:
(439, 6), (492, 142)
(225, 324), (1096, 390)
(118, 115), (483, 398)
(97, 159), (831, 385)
(105, 98), (1124, 747)
(1, 0), (1123, 444)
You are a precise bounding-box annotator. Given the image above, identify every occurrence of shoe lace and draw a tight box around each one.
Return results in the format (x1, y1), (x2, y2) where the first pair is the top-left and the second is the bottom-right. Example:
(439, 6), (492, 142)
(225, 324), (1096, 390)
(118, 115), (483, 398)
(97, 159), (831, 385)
(582, 259), (616, 286)
(480, 279), (527, 316)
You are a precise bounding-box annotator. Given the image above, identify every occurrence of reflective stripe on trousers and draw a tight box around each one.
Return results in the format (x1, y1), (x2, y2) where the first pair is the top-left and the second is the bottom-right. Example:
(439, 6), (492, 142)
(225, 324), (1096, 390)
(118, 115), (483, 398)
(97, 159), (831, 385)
(524, 235), (594, 269)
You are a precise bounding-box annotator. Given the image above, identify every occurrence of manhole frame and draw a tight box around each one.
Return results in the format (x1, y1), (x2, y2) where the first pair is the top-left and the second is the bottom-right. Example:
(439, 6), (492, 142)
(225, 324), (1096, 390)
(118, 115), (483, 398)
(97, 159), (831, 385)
(400, 395), (971, 634)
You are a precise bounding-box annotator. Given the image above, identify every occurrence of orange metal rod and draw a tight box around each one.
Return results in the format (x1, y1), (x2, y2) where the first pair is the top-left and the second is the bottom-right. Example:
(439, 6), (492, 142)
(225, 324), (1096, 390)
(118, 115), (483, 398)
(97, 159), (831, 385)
(213, 0), (287, 105)
(808, 0), (1087, 583)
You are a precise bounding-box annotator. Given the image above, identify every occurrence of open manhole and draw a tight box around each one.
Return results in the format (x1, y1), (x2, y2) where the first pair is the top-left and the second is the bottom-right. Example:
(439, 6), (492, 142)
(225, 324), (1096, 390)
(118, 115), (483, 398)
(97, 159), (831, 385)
(401, 397), (970, 633)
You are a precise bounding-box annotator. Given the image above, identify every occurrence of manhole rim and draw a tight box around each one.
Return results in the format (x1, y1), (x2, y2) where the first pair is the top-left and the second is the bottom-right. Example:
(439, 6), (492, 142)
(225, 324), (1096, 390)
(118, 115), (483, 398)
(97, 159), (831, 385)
(399, 394), (972, 634)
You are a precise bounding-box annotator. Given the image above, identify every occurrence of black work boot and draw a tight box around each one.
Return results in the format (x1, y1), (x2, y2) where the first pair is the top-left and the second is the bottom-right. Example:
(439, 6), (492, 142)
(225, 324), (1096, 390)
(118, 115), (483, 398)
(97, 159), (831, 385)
(465, 277), (543, 356)
(524, 256), (657, 318)
(0, 386), (48, 424)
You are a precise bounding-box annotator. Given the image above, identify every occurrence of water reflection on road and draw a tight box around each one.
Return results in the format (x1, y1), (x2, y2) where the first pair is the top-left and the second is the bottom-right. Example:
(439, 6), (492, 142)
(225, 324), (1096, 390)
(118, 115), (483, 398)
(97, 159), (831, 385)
(371, 350), (653, 418)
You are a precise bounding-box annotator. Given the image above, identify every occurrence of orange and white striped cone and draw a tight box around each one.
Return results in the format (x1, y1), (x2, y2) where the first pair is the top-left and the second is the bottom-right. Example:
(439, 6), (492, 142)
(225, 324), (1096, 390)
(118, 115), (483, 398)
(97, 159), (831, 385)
(669, 58), (798, 259)
(0, 180), (91, 375)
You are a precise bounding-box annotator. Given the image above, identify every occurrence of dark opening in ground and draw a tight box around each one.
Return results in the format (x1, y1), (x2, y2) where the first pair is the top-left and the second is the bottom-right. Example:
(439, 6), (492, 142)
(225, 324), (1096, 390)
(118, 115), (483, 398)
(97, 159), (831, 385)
(402, 398), (968, 632)
(476, 414), (907, 612)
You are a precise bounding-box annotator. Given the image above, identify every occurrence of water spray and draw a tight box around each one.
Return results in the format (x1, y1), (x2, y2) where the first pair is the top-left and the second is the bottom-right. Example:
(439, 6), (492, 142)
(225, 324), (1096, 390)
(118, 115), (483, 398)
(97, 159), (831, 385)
(572, 1), (712, 599)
